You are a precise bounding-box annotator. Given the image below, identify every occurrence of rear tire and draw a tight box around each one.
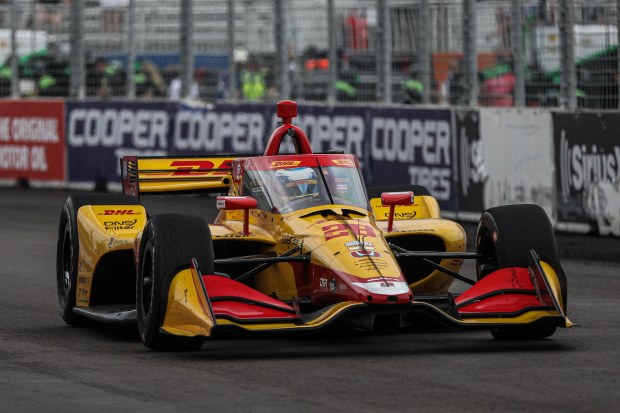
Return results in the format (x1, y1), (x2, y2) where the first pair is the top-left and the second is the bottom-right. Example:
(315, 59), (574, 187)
(475, 204), (561, 340)
(136, 214), (214, 351)
(56, 193), (141, 326)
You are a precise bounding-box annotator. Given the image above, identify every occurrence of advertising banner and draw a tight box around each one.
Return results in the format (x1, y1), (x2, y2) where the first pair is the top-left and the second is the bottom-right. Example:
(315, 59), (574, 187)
(554, 112), (620, 236)
(0, 100), (65, 181)
(65, 100), (455, 212)
(365, 106), (455, 211)
(457, 108), (554, 222)
(455, 110), (485, 216)
(66, 100), (177, 182)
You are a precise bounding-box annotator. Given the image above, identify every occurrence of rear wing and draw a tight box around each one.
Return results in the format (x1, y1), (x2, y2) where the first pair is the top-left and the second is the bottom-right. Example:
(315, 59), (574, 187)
(121, 155), (243, 196)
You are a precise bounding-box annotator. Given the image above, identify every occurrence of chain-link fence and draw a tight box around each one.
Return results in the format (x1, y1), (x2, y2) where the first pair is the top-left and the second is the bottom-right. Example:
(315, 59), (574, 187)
(0, 0), (618, 110)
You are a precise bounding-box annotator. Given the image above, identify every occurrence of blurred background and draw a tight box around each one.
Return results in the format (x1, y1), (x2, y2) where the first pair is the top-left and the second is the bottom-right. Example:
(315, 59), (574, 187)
(0, 0), (618, 110)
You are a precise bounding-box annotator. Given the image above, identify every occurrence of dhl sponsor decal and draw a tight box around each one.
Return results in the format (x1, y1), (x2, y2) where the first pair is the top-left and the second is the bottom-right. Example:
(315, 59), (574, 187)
(270, 160), (301, 168)
(332, 159), (354, 166)
(141, 159), (233, 177)
(98, 209), (141, 216)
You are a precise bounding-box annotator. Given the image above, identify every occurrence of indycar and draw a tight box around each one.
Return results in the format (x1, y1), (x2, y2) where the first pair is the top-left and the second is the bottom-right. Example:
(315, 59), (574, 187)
(56, 100), (572, 350)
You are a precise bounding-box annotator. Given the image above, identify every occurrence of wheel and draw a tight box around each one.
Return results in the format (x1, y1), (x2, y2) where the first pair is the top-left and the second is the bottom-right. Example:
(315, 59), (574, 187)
(137, 214), (214, 351)
(475, 204), (558, 280)
(56, 193), (141, 326)
(490, 323), (559, 341)
(366, 184), (431, 200)
(475, 204), (562, 340)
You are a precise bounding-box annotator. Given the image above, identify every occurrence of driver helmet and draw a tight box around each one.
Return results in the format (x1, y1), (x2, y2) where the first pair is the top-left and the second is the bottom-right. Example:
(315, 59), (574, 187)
(274, 167), (318, 199)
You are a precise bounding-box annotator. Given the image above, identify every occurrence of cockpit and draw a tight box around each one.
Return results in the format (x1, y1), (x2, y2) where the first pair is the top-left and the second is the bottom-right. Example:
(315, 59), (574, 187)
(241, 156), (369, 213)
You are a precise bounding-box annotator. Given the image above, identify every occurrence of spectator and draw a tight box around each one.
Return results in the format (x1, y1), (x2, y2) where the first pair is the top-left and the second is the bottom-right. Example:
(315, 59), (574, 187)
(168, 74), (200, 100)
(35, 0), (67, 33)
(100, 0), (129, 33)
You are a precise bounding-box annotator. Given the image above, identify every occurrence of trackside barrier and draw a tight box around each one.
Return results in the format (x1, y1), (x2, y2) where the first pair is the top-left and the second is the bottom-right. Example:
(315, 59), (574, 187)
(1, 99), (619, 237)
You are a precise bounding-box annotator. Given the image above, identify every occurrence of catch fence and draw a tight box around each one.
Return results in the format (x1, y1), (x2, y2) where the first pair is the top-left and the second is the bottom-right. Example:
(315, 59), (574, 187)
(0, 0), (618, 110)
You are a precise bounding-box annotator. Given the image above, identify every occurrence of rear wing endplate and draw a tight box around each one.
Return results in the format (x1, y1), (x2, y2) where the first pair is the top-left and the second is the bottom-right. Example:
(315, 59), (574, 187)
(121, 155), (241, 196)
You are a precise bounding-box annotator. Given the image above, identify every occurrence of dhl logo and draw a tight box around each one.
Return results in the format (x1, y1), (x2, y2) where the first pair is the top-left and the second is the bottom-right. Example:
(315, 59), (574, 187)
(142, 160), (233, 177)
(270, 160), (301, 168)
(332, 159), (354, 166)
(98, 209), (141, 216)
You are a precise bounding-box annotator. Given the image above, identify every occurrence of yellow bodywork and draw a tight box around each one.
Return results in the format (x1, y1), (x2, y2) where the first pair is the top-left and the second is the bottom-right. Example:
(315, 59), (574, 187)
(76, 204), (147, 306)
(161, 267), (215, 337)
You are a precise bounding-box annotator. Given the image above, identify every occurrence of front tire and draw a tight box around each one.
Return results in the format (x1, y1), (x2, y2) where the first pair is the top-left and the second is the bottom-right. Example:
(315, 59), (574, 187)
(56, 193), (141, 326)
(136, 214), (214, 351)
(475, 204), (562, 340)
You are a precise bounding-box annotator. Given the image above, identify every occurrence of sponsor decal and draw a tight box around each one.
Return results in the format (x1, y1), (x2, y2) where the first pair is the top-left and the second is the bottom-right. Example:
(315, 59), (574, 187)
(382, 211), (417, 219)
(329, 278), (337, 293)
(270, 160), (301, 168)
(322, 223), (376, 241)
(336, 184), (348, 191)
(345, 240), (375, 250)
(319, 278), (328, 288)
(350, 250), (381, 258)
(332, 159), (354, 166)
(107, 237), (132, 248)
(104, 220), (138, 230)
(216, 199), (226, 209)
(339, 284), (347, 291)
(98, 209), (141, 216)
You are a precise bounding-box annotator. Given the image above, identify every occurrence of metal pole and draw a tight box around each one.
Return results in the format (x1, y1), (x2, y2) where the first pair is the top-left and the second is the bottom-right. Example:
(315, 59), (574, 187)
(420, 0), (431, 104)
(617, 0), (620, 108)
(511, 0), (525, 106)
(10, 0), (18, 98)
(227, 0), (236, 99)
(327, 0), (337, 104)
(377, 0), (392, 103)
(180, 0), (194, 99)
(69, 0), (85, 99)
(462, 0), (477, 106)
(126, 0), (136, 99)
(559, 0), (576, 109)
(275, 0), (290, 100)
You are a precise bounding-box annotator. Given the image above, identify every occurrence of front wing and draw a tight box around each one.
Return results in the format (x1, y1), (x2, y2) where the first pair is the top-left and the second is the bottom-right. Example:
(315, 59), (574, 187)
(159, 252), (573, 338)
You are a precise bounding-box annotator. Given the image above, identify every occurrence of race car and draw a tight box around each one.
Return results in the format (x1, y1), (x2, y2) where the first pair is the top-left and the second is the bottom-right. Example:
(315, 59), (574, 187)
(56, 100), (573, 351)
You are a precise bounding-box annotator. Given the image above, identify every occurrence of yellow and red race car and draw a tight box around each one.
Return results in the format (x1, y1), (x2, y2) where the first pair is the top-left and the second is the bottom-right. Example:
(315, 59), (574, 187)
(56, 100), (572, 351)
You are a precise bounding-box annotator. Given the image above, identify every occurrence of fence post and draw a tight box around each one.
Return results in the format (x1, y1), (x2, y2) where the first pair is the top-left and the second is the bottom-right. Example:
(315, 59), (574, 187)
(377, 0), (392, 103)
(275, 0), (290, 100)
(180, 0), (194, 99)
(617, 0), (620, 108)
(559, 0), (576, 109)
(10, 0), (18, 98)
(327, 0), (337, 104)
(462, 0), (477, 106)
(69, 0), (85, 99)
(227, 0), (236, 99)
(512, 0), (525, 107)
(126, 0), (136, 99)
(420, 0), (431, 104)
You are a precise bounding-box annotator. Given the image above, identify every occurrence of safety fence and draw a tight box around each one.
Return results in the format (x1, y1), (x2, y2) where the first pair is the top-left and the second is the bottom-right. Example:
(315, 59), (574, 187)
(0, 1), (619, 110)
(1, 98), (619, 237)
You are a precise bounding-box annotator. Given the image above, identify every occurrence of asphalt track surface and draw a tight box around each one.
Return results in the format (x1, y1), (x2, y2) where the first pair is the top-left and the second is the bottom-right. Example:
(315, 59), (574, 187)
(1, 188), (619, 412)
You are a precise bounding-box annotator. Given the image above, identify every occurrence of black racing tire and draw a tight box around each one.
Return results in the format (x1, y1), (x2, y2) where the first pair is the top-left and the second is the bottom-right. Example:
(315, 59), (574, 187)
(366, 184), (431, 200)
(475, 204), (558, 280)
(475, 204), (561, 341)
(490, 323), (559, 341)
(56, 193), (141, 326)
(137, 214), (214, 351)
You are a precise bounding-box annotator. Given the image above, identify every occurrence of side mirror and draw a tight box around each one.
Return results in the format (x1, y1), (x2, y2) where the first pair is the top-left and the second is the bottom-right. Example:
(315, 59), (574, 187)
(381, 191), (414, 232)
(216, 196), (257, 235)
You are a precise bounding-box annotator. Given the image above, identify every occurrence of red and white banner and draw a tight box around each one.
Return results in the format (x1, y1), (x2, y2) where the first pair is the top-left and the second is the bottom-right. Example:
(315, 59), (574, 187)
(0, 100), (65, 181)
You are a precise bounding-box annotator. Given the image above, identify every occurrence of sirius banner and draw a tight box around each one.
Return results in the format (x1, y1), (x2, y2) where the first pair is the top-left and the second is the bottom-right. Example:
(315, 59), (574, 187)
(554, 112), (620, 236)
